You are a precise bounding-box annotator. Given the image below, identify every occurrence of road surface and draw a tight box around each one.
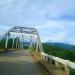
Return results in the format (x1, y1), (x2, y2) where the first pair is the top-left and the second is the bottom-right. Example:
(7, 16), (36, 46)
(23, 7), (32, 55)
(0, 50), (50, 75)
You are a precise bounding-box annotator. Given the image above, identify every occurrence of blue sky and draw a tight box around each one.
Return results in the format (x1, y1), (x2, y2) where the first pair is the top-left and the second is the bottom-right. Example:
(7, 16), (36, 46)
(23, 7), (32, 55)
(0, 0), (75, 44)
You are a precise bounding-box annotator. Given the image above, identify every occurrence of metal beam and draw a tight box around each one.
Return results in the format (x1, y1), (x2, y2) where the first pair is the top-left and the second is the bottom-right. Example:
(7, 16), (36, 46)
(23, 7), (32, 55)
(5, 35), (9, 49)
(22, 35), (24, 50)
(1, 26), (43, 52)
(12, 35), (14, 48)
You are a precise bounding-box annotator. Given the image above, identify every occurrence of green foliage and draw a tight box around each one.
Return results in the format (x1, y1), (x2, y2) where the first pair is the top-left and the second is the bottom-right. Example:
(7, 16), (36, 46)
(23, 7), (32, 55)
(43, 43), (75, 62)
(23, 46), (29, 49)
(0, 37), (20, 49)
(7, 38), (13, 48)
(0, 39), (6, 48)
(69, 68), (75, 75)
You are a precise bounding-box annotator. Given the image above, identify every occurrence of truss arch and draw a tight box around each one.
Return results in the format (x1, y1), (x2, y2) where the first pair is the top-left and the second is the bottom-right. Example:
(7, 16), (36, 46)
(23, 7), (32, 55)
(0, 26), (43, 52)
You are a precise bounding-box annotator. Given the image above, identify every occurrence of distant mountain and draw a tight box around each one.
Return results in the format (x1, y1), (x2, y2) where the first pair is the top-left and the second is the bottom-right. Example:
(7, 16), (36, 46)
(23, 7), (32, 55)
(44, 42), (75, 51)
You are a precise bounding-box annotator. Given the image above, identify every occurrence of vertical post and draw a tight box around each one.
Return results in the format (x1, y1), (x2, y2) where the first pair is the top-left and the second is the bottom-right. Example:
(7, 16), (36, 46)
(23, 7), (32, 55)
(16, 37), (18, 50)
(29, 36), (32, 50)
(18, 37), (20, 50)
(16, 37), (17, 49)
(12, 35), (14, 49)
(36, 32), (43, 52)
(22, 35), (24, 50)
(33, 36), (36, 49)
(36, 36), (39, 51)
(19, 38), (21, 50)
(5, 35), (8, 49)
(65, 65), (69, 75)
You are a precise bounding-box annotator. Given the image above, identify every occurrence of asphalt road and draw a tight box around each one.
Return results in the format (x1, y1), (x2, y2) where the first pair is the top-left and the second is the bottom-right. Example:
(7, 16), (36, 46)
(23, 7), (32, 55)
(0, 50), (50, 75)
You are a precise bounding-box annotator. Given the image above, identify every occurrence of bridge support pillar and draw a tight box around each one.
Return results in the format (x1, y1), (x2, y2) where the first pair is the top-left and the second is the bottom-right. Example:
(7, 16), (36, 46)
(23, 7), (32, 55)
(12, 36), (14, 49)
(22, 35), (24, 50)
(65, 65), (69, 75)
(5, 35), (9, 49)
(32, 37), (36, 50)
(16, 37), (18, 49)
(18, 38), (20, 50)
(29, 36), (33, 50)
(36, 33), (43, 52)
(36, 37), (39, 51)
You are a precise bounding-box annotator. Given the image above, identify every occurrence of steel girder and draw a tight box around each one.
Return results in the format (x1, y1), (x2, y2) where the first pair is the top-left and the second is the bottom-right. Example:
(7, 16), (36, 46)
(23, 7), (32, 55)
(0, 26), (44, 52)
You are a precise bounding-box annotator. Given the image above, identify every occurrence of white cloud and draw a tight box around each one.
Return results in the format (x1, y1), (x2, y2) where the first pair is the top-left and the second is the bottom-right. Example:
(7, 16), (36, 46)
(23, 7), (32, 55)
(0, 0), (75, 44)
(35, 20), (75, 44)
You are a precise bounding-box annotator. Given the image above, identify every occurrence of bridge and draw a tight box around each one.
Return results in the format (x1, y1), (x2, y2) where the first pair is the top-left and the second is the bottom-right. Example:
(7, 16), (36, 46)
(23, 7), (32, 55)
(0, 26), (75, 75)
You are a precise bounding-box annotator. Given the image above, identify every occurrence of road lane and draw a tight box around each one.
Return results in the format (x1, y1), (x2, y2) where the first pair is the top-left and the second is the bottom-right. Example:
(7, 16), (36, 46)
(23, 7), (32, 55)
(0, 50), (50, 75)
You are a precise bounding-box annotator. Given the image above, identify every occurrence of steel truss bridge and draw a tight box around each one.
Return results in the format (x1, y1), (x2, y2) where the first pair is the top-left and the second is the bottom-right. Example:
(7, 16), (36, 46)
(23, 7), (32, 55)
(0, 26), (75, 75)
(0, 26), (43, 52)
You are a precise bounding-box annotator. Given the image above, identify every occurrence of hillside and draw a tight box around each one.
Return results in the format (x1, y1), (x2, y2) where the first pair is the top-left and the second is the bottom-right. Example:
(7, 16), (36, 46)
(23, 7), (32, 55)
(42, 43), (75, 62)
(45, 42), (75, 51)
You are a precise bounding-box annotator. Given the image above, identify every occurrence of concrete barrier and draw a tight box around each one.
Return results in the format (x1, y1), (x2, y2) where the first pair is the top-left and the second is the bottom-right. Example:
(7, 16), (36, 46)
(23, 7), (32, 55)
(32, 51), (75, 75)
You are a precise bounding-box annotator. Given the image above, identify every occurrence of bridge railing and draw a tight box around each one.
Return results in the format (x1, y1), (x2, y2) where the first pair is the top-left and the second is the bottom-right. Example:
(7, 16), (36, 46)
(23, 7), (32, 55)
(41, 52), (75, 75)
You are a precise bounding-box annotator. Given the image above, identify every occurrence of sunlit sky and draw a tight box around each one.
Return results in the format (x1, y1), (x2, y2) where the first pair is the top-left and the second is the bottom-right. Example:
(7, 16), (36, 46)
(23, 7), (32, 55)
(0, 0), (75, 44)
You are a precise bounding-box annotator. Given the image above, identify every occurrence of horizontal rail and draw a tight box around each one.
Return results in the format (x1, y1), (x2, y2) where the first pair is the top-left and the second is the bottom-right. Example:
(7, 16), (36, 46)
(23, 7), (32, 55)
(41, 52), (75, 69)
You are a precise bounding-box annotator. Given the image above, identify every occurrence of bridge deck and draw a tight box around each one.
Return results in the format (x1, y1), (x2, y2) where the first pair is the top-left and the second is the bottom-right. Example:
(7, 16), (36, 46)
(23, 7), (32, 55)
(0, 50), (50, 75)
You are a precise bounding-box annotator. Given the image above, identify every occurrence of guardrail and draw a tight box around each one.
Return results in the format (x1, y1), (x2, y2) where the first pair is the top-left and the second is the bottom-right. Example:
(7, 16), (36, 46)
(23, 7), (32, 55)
(41, 52), (75, 75)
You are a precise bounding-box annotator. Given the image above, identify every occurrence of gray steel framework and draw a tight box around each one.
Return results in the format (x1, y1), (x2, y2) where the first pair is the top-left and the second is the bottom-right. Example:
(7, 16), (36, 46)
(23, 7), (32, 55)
(0, 26), (43, 52)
